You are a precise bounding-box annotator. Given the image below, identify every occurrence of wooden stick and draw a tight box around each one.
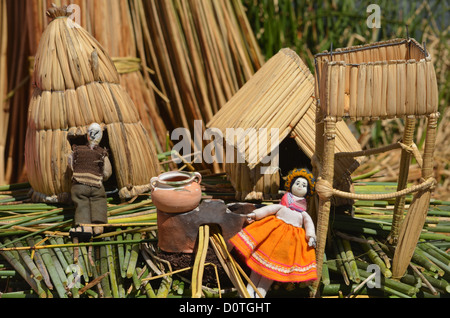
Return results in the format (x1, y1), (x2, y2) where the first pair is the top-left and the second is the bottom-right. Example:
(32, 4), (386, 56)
(388, 116), (416, 244)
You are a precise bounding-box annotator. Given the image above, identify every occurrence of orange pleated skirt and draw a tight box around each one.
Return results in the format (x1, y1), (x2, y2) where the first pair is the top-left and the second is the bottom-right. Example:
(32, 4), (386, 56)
(230, 215), (317, 283)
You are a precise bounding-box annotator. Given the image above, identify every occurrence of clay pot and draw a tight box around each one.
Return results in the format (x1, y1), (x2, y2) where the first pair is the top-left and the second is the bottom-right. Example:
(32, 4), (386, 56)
(150, 171), (202, 213)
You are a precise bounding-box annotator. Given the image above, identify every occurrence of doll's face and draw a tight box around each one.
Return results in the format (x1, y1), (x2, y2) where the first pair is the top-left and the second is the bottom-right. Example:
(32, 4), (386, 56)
(87, 123), (103, 145)
(291, 177), (308, 198)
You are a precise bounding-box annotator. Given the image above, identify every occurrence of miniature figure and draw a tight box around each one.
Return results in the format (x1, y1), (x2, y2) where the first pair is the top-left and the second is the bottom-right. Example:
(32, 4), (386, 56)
(68, 123), (112, 242)
(230, 168), (317, 298)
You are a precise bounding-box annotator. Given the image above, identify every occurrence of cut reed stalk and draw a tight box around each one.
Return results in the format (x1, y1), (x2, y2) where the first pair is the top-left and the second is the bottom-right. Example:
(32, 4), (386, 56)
(105, 240), (119, 298)
(418, 243), (450, 267)
(321, 252), (330, 286)
(359, 235), (392, 278)
(49, 248), (68, 287)
(126, 232), (141, 279)
(355, 260), (416, 296)
(208, 225), (252, 298)
(47, 237), (70, 271)
(115, 230), (126, 279)
(191, 224), (209, 298)
(99, 245), (112, 298)
(30, 236), (68, 298)
(411, 247), (445, 276)
(0, 243), (42, 296)
(332, 239), (350, 285)
(341, 238), (360, 283)
(12, 239), (43, 281)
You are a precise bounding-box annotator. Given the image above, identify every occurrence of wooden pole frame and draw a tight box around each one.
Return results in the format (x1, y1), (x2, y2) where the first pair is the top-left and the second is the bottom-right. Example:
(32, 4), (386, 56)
(392, 112), (438, 279)
(388, 115), (416, 244)
(312, 116), (336, 297)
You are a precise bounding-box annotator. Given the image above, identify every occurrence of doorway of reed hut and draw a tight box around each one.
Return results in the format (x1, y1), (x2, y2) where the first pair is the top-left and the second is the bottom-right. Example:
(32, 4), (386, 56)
(67, 128), (119, 194)
(278, 137), (312, 191)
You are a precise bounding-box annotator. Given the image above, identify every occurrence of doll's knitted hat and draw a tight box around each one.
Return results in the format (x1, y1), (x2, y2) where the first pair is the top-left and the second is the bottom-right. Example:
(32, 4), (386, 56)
(284, 168), (316, 198)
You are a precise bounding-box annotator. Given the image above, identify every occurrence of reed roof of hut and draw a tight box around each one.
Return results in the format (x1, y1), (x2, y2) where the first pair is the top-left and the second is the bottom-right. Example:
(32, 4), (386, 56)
(208, 48), (362, 180)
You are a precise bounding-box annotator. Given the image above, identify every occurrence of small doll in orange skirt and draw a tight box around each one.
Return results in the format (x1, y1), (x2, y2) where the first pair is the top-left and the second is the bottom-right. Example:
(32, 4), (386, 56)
(230, 168), (317, 298)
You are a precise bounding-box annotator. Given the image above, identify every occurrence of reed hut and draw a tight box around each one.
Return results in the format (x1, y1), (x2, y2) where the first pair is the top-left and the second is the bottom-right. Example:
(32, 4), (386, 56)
(207, 48), (362, 202)
(24, 6), (160, 203)
(312, 38), (439, 292)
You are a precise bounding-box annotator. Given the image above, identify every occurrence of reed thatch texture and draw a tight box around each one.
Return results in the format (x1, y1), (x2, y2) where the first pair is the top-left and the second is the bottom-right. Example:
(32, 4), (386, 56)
(24, 6), (160, 202)
(1, 1), (32, 186)
(1, 0), (265, 184)
(140, 0), (264, 173)
(314, 38), (439, 120)
(25, 0), (169, 153)
(85, 0), (169, 152)
(208, 48), (362, 201)
(141, 0), (263, 129)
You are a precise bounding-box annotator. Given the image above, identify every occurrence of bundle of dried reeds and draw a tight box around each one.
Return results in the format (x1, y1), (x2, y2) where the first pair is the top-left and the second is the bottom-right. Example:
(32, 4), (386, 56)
(25, 6), (160, 202)
(19, 0), (264, 177)
(140, 0), (264, 143)
(84, 0), (169, 152)
(24, 0), (169, 154)
(0, 0), (8, 186)
(1, 1), (32, 186)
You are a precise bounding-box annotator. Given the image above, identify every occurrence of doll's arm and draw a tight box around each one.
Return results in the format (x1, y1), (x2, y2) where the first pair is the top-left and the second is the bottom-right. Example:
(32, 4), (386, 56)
(248, 204), (283, 221)
(68, 152), (74, 171)
(103, 157), (112, 181)
(302, 211), (316, 247)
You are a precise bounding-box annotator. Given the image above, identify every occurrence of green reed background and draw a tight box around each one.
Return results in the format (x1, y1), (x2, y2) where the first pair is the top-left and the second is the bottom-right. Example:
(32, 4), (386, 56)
(243, 0), (448, 148)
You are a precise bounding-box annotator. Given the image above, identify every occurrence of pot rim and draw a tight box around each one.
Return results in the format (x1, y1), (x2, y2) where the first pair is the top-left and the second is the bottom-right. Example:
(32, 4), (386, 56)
(151, 171), (201, 188)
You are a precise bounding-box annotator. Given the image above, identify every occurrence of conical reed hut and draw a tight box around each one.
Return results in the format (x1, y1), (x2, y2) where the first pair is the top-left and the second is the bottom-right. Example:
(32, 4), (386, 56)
(24, 6), (160, 203)
(24, 0), (169, 153)
(312, 38), (439, 295)
(207, 48), (362, 203)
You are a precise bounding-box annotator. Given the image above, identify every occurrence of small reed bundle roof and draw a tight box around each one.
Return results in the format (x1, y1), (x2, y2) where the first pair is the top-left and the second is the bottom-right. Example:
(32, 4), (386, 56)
(208, 48), (362, 201)
(24, 6), (160, 203)
(314, 38), (439, 120)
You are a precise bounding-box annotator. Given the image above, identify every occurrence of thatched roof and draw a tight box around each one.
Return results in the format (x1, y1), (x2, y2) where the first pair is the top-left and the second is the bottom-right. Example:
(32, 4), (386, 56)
(314, 38), (438, 120)
(208, 48), (362, 180)
(24, 6), (160, 202)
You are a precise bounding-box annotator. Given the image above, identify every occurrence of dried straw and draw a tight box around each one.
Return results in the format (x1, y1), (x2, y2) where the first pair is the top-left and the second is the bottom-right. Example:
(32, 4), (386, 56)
(140, 0), (264, 172)
(1, 1), (31, 185)
(0, 0), (8, 185)
(2, 0), (265, 183)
